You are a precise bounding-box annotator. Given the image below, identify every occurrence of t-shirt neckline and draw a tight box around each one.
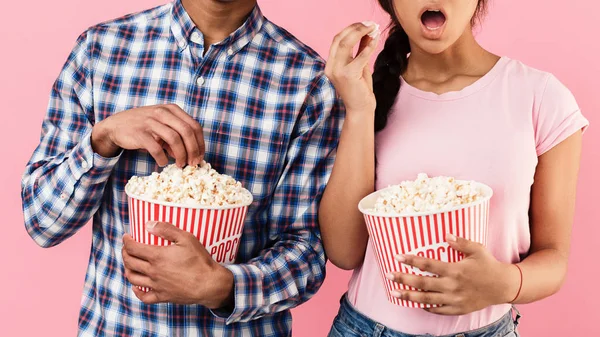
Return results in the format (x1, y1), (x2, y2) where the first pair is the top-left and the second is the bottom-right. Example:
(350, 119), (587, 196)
(399, 56), (509, 101)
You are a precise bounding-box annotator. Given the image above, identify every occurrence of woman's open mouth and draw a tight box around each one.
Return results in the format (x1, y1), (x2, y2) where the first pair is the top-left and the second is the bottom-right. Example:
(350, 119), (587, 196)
(421, 10), (446, 30)
(420, 9), (447, 39)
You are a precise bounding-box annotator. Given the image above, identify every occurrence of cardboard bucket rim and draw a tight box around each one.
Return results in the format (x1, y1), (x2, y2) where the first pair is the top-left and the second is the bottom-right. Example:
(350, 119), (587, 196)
(125, 185), (254, 210)
(358, 181), (493, 218)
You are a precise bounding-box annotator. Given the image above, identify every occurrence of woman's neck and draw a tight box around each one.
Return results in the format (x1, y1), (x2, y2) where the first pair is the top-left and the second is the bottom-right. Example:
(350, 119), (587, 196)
(403, 28), (499, 87)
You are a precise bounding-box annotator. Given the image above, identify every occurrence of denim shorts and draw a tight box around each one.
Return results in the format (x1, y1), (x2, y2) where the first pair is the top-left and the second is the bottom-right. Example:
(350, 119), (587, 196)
(328, 295), (521, 337)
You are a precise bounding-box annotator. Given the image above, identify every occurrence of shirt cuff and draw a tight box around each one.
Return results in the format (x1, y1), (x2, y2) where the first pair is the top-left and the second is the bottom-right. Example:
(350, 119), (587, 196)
(69, 131), (122, 184)
(210, 263), (266, 324)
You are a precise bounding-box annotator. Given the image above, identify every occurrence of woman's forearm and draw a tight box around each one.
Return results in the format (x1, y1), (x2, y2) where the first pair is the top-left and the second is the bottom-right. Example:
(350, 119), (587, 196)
(319, 112), (375, 270)
(509, 248), (569, 304)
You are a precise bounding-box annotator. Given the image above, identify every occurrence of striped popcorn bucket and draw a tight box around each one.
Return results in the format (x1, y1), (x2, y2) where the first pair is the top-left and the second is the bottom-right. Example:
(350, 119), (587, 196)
(358, 183), (493, 308)
(125, 188), (253, 292)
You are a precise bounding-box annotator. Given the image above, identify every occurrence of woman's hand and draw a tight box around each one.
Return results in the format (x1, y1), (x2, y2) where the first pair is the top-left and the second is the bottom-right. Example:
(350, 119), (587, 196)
(325, 22), (380, 115)
(387, 234), (521, 315)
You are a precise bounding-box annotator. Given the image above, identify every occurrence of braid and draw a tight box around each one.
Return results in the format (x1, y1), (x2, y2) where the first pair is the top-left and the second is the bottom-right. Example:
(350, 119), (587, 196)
(372, 26), (409, 132)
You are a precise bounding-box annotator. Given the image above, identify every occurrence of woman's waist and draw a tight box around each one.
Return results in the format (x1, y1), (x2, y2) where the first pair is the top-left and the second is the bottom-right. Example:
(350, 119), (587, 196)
(347, 249), (513, 335)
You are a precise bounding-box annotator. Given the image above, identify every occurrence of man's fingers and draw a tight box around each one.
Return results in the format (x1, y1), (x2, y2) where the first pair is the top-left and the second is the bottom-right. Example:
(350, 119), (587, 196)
(123, 234), (158, 262)
(140, 134), (169, 167)
(152, 106), (203, 166)
(132, 286), (162, 304)
(146, 221), (186, 243)
(147, 119), (187, 167)
(122, 248), (153, 276)
(161, 104), (205, 164)
(124, 268), (153, 289)
(163, 143), (175, 158)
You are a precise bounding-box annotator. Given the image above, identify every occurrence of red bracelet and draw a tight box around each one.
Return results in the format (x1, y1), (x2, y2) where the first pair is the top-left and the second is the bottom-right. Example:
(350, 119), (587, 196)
(510, 264), (523, 303)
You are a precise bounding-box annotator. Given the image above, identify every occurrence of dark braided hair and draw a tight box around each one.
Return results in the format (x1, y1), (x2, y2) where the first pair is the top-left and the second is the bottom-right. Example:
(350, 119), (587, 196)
(373, 0), (488, 132)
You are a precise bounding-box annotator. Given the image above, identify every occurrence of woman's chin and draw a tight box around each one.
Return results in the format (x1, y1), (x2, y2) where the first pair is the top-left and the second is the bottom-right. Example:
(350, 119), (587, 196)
(412, 39), (454, 56)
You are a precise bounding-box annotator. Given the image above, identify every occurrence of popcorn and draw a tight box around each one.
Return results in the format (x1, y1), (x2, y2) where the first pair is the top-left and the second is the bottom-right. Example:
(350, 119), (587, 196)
(362, 21), (380, 38)
(372, 173), (485, 214)
(126, 162), (252, 206)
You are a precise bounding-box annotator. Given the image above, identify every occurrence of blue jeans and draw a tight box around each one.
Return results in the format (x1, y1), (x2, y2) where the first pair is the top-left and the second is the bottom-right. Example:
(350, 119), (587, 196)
(328, 295), (521, 337)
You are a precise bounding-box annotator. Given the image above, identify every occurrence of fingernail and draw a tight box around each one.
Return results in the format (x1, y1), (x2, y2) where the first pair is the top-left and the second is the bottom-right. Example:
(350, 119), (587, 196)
(386, 273), (394, 280)
(447, 233), (457, 242)
(395, 254), (406, 262)
(391, 291), (402, 298)
(146, 221), (157, 230)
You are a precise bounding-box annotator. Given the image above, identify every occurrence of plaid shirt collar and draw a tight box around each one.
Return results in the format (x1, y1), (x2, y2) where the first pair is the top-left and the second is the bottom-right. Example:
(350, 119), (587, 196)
(170, 0), (265, 55)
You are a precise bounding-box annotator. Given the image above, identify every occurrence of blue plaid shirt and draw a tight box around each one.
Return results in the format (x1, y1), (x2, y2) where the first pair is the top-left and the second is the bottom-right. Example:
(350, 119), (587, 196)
(21, 1), (343, 336)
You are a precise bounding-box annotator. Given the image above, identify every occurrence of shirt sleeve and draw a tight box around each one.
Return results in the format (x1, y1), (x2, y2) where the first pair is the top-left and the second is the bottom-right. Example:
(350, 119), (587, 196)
(534, 74), (589, 156)
(211, 75), (344, 324)
(21, 30), (122, 248)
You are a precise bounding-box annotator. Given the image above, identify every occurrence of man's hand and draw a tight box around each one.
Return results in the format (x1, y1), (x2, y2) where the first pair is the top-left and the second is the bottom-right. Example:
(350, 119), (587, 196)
(122, 222), (234, 309)
(91, 104), (205, 167)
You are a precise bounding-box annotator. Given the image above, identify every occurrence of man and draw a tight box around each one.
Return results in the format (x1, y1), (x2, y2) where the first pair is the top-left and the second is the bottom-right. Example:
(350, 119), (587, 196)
(21, 0), (343, 335)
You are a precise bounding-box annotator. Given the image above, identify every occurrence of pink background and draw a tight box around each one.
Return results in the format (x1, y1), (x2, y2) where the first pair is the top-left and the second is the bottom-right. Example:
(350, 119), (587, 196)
(1, 0), (598, 335)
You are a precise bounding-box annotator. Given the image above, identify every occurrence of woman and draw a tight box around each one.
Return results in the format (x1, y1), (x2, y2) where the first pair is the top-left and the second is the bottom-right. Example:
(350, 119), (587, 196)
(319, 0), (589, 336)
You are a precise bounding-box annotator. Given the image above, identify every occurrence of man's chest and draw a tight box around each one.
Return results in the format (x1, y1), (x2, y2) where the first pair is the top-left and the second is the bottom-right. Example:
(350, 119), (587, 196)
(93, 50), (309, 204)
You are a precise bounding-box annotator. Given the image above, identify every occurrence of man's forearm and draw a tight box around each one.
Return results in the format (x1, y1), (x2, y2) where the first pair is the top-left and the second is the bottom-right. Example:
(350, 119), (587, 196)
(22, 132), (121, 247)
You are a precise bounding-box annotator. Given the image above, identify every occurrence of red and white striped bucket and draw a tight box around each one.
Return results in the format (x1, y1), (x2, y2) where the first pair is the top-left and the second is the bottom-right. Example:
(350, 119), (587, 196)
(126, 188), (252, 292)
(358, 183), (492, 308)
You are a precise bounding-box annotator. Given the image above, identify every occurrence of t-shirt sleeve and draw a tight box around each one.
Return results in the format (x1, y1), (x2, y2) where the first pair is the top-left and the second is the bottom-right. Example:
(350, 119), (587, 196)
(534, 74), (589, 156)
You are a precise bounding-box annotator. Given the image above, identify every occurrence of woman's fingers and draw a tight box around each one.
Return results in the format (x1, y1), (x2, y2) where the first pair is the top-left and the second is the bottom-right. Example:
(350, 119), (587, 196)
(391, 289), (448, 306)
(387, 272), (446, 292)
(350, 35), (380, 75)
(329, 22), (379, 68)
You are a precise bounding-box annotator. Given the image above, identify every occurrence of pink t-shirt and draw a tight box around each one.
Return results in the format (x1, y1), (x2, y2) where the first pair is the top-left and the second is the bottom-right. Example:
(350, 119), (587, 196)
(347, 57), (589, 335)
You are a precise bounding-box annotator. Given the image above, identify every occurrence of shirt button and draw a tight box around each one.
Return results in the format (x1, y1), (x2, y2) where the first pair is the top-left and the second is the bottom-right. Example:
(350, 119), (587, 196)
(81, 160), (89, 169)
(196, 77), (205, 86)
(227, 48), (234, 56)
(178, 40), (186, 49)
(60, 193), (67, 200)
